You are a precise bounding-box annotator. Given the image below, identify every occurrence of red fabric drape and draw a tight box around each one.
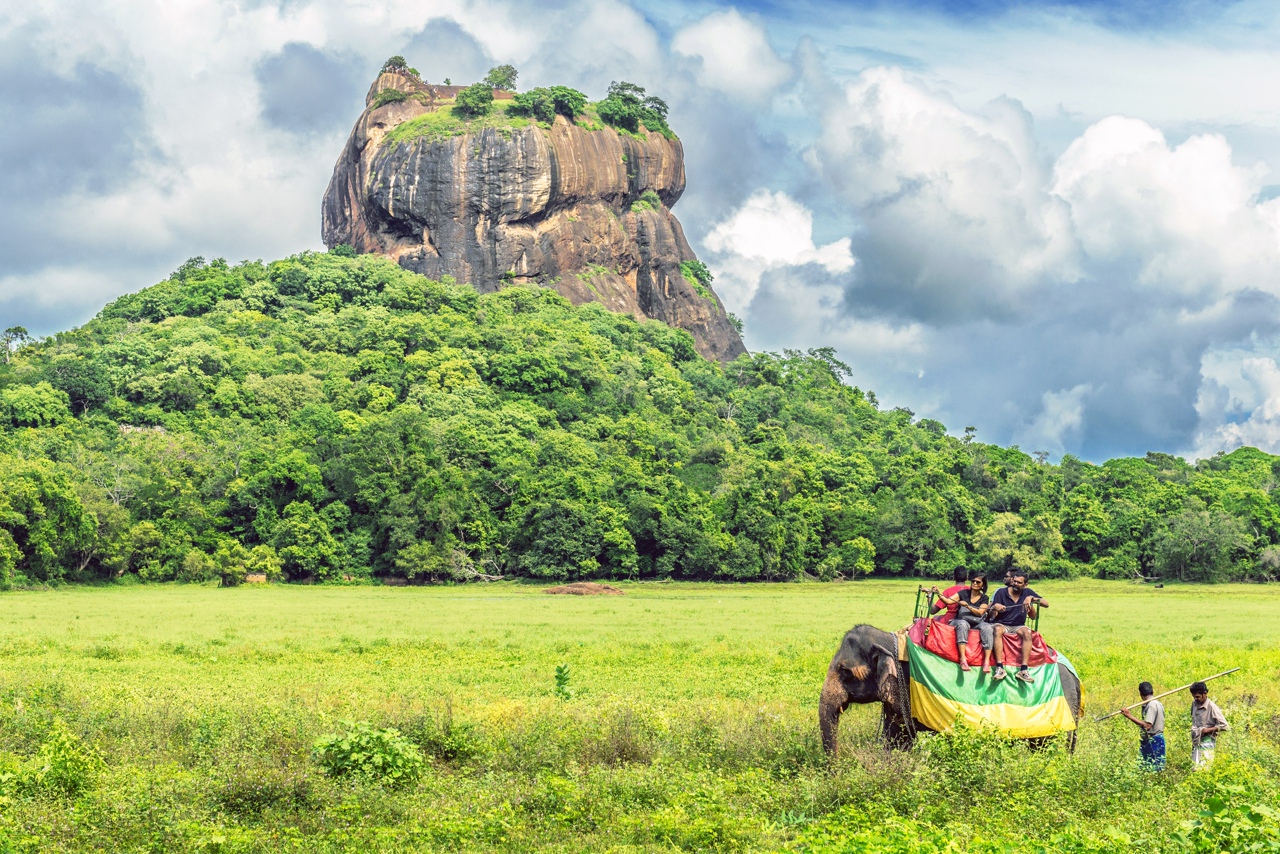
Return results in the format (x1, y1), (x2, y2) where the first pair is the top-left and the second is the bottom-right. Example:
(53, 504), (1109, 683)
(909, 617), (1057, 667)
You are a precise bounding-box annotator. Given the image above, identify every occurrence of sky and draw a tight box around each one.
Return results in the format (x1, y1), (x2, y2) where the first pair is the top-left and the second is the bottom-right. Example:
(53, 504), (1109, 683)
(2, 0), (1279, 463)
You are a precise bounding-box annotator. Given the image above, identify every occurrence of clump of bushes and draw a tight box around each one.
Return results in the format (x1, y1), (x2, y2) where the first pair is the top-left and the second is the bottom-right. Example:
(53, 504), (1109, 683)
(597, 81), (672, 137)
(482, 64), (518, 91)
(454, 83), (495, 118)
(630, 189), (663, 212)
(312, 720), (424, 785)
(509, 86), (587, 123)
(0, 722), (104, 798)
(680, 260), (714, 300)
(380, 56), (421, 80)
(371, 88), (409, 109)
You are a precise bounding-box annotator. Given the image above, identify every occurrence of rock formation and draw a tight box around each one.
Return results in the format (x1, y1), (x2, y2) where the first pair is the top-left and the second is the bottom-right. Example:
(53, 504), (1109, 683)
(322, 71), (747, 362)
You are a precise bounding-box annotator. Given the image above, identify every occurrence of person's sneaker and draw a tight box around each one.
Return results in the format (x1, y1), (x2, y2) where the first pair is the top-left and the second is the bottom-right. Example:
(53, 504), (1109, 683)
(992, 667), (1006, 681)
(1015, 669), (1035, 683)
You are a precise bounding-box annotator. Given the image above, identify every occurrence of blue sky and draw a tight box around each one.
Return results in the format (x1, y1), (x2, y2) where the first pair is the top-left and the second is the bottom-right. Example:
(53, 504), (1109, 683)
(2, 0), (1279, 461)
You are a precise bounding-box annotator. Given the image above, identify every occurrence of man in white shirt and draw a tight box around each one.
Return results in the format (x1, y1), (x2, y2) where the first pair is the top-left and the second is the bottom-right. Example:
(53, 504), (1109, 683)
(1189, 681), (1229, 767)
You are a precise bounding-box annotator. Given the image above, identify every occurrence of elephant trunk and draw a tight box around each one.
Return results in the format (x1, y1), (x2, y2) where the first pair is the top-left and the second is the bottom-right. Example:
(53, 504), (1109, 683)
(819, 667), (849, 756)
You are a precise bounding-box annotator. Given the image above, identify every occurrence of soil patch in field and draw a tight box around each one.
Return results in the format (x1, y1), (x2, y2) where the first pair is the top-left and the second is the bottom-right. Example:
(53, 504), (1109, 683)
(544, 582), (625, 596)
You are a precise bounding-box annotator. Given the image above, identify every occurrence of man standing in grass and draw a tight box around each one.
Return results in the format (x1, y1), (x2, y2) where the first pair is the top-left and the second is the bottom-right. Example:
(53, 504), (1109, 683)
(1121, 681), (1165, 770)
(1190, 681), (1229, 767)
(988, 570), (1046, 683)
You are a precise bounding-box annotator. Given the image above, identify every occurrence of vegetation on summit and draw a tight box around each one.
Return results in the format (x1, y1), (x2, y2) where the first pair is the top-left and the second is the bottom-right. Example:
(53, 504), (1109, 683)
(1, 250), (1279, 587)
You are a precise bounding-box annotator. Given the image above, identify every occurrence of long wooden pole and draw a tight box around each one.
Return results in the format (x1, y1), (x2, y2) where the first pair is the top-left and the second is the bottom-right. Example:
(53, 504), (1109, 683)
(1094, 668), (1241, 722)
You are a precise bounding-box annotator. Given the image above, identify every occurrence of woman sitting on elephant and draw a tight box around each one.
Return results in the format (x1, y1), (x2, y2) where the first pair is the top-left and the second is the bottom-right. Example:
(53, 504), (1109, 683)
(933, 574), (993, 673)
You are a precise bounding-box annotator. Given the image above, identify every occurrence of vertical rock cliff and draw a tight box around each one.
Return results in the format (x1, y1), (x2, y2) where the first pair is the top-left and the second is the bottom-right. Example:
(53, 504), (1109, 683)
(322, 71), (747, 363)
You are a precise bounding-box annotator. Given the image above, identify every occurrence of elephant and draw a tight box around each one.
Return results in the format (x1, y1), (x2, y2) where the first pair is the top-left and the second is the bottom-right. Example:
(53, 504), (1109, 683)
(819, 624), (1083, 756)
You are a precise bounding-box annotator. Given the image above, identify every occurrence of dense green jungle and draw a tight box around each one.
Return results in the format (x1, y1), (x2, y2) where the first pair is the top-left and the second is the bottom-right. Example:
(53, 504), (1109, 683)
(2, 249), (1279, 587)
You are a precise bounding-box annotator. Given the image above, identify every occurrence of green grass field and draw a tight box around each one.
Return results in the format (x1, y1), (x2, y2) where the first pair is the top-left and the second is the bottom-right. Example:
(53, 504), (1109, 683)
(1, 580), (1277, 852)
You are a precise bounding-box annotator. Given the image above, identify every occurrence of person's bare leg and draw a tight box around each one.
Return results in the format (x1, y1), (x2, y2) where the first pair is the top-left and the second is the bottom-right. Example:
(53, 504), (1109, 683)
(993, 626), (1007, 679)
(1015, 627), (1035, 682)
(957, 642), (971, 671)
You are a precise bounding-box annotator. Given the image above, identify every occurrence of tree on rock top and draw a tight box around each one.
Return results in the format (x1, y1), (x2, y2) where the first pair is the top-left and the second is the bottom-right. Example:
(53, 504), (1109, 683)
(597, 81), (672, 136)
(483, 64), (518, 91)
(454, 83), (494, 117)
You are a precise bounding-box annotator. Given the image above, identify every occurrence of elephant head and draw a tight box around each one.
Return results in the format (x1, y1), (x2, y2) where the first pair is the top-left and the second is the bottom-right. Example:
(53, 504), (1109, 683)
(819, 624), (905, 756)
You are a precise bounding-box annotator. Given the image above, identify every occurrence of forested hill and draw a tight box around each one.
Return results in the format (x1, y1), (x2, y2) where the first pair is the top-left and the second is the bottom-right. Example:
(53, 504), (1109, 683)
(1, 250), (1277, 586)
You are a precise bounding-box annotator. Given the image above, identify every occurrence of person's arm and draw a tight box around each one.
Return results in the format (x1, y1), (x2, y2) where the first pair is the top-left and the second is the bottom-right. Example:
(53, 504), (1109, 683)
(1206, 702), (1229, 734)
(1120, 708), (1152, 731)
(931, 586), (959, 607)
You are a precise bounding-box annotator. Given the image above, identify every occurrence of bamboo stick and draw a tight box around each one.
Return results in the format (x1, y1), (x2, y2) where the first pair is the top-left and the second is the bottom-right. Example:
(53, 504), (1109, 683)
(1095, 668), (1241, 722)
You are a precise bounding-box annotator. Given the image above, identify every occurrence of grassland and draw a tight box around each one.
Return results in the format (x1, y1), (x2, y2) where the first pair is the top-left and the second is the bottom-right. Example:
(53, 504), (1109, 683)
(0, 580), (1277, 852)
(380, 100), (541, 147)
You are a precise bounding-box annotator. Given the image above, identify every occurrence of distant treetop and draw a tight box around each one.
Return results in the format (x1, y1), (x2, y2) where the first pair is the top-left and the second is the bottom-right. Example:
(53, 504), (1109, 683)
(381, 56), (422, 80)
(483, 64), (518, 91)
(597, 81), (672, 137)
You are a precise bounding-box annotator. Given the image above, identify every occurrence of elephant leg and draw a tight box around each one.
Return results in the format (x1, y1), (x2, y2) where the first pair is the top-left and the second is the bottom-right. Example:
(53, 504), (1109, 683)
(880, 706), (915, 750)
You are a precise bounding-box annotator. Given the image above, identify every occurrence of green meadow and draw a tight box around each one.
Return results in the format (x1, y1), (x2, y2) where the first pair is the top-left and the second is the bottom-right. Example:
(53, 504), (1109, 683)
(0, 579), (1277, 852)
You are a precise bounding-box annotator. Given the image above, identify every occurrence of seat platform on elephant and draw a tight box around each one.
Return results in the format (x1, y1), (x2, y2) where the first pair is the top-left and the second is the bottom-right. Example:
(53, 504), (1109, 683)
(909, 617), (1058, 668)
(898, 617), (1079, 737)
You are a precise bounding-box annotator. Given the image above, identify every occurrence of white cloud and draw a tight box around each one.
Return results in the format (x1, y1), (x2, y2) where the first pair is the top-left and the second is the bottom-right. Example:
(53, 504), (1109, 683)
(703, 189), (854, 313)
(11, 0), (1280, 460)
(1053, 116), (1280, 296)
(809, 66), (1078, 320)
(1013, 384), (1091, 457)
(1189, 353), (1280, 458)
(671, 10), (791, 102)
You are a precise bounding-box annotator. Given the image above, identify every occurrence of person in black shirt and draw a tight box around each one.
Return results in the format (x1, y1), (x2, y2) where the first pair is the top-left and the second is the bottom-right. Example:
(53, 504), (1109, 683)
(933, 573), (991, 673)
(988, 569), (1047, 683)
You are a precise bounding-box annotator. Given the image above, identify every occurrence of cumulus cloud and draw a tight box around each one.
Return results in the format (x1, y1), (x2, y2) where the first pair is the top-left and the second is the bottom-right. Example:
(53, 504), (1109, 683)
(1053, 117), (1280, 297)
(401, 18), (492, 85)
(703, 189), (854, 313)
(9, 0), (1280, 462)
(672, 10), (791, 102)
(256, 42), (365, 135)
(808, 65), (1078, 324)
(0, 26), (156, 277)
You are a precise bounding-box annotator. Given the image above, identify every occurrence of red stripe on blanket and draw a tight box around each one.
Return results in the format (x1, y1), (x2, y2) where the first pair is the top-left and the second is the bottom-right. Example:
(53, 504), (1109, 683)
(908, 617), (1057, 667)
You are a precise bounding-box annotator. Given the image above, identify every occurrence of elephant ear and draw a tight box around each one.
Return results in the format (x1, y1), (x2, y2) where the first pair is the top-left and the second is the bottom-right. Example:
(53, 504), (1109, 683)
(873, 643), (900, 701)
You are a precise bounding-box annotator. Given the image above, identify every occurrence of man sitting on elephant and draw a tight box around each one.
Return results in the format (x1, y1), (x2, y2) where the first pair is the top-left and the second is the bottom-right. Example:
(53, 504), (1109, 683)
(988, 570), (1047, 683)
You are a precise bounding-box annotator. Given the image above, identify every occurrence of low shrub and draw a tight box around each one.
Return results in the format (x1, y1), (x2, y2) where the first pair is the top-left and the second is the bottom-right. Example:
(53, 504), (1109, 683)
(371, 88), (409, 109)
(454, 83), (494, 118)
(403, 700), (485, 764)
(509, 86), (587, 123)
(27, 722), (104, 796)
(312, 720), (424, 785)
(630, 189), (663, 212)
(680, 260), (715, 300)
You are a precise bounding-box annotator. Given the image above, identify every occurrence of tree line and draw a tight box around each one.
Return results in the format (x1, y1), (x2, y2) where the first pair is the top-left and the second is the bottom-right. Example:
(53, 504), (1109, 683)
(1, 251), (1277, 586)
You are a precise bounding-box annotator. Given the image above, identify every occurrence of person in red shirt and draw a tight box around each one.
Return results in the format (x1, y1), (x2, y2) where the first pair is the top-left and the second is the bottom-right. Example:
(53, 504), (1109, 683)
(930, 566), (970, 622)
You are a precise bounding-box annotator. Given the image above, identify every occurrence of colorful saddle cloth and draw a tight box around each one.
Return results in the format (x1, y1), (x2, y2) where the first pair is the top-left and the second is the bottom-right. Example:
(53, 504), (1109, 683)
(905, 617), (1078, 738)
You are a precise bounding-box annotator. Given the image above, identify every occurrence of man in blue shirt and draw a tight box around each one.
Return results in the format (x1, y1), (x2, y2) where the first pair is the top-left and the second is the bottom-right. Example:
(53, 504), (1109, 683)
(988, 569), (1047, 683)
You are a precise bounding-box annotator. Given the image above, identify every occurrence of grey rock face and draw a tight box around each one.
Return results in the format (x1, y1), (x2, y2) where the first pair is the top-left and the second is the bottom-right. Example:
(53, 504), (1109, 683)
(322, 72), (746, 362)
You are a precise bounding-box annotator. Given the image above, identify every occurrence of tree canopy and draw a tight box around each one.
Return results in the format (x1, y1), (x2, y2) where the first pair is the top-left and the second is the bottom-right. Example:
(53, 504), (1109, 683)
(2, 251), (1277, 586)
(482, 64), (518, 91)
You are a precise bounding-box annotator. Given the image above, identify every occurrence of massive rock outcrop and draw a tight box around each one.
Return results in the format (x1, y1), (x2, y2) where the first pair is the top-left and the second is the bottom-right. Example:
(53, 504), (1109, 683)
(322, 71), (747, 362)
